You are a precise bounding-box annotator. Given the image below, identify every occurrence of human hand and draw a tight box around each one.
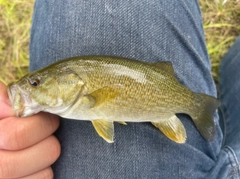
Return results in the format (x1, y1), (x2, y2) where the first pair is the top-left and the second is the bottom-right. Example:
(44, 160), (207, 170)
(0, 81), (61, 179)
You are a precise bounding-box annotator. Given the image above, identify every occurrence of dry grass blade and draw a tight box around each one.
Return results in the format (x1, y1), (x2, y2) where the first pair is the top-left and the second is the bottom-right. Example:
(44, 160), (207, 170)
(0, 0), (34, 84)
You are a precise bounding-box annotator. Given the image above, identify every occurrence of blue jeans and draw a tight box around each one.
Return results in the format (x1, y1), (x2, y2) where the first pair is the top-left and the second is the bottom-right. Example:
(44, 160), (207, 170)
(30, 0), (239, 178)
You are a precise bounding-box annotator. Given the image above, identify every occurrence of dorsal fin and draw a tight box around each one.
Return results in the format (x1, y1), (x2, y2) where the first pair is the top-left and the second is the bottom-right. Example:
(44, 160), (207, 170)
(152, 62), (175, 75)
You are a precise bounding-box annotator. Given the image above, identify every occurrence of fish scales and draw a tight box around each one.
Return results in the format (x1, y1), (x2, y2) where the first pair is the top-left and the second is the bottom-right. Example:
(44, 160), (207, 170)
(71, 58), (191, 114)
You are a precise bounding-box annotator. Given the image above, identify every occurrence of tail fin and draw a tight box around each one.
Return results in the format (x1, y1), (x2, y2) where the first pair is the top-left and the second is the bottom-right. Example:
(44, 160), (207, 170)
(190, 93), (220, 141)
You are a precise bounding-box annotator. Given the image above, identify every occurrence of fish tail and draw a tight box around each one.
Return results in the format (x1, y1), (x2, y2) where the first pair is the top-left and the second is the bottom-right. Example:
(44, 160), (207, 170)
(189, 93), (220, 141)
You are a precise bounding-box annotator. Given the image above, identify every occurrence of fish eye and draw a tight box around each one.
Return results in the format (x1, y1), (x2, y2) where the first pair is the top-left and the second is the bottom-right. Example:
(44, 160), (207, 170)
(28, 78), (40, 87)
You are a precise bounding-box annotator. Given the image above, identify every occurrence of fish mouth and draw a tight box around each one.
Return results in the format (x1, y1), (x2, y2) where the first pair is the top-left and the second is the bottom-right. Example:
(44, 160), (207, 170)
(7, 82), (43, 117)
(7, 83), (26, 117)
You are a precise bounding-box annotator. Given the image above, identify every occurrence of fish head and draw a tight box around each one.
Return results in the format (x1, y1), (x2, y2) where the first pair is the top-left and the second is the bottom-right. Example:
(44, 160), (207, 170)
(7, 68), (85, 117)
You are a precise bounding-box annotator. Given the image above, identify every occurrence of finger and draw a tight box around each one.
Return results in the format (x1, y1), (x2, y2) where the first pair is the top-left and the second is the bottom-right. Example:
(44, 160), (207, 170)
(0, 112), (60, 150)
(0, 135), (60, 179)
(0, 81), (15, 119)
(18, 167), (54, 179)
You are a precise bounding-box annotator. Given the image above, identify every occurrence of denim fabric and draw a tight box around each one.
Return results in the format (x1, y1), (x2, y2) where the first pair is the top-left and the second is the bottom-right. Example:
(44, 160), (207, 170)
(218, 37), (240, 179)
(29, 0), (238, 178)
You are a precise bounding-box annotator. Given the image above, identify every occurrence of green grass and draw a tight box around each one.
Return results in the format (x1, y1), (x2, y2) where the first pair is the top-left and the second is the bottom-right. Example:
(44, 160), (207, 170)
(0, 0), (239, 84)
(200, 0), (240, 82)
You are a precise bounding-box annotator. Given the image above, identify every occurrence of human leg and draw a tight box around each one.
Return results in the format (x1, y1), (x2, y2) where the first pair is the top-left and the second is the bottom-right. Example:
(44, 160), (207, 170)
(30, 0), (222, 178)
(218, 37), (240, 178)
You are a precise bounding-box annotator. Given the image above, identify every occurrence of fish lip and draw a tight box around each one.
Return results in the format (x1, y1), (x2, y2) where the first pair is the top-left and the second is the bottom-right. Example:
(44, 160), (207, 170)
(7, 82), (16, 106)
(15, 107), (25, 117)
(7, 83), (28, 117)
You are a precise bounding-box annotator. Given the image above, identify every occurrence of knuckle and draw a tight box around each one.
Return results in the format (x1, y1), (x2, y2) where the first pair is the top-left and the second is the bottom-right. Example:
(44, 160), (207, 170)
(48, 136), (61, 162)
(46, 113), (60, 132)
(12, 121), (30, 150)
(37, 113), (59, 136)
(0, 118), (28, 150)
(0, 153), (17, 178)
(41, 167), (54, 179)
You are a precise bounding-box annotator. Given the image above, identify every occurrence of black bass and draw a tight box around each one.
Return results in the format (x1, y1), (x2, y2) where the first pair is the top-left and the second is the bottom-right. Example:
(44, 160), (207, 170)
(7, 56), (219, 143)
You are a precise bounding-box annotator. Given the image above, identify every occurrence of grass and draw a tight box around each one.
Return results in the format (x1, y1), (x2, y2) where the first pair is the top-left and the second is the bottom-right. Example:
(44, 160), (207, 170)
(200, 0), (240, 82)
(0, 0), (239, 84)
(0, 0), (33, 84)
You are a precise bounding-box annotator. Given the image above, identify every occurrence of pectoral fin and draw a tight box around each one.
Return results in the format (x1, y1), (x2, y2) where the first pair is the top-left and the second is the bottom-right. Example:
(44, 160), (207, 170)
(90, 85), (123, 108)
(152, 115), (186, 143)
(92, 120), (114, 143)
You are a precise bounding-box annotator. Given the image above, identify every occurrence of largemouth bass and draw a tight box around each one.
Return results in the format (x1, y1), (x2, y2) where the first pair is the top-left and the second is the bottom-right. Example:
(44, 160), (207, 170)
(7, 56), (219, 143)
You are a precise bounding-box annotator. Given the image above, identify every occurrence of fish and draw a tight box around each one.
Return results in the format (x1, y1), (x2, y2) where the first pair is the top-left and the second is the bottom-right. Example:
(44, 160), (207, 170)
(7, 56), (220, 143)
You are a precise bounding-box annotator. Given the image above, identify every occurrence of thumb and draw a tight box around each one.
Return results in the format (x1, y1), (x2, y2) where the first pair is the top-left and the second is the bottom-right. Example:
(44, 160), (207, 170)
(0, 81), (15, 119)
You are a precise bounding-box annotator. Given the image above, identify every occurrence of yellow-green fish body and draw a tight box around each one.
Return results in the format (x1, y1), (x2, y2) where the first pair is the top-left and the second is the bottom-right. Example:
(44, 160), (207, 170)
(7, 56), (219, 143)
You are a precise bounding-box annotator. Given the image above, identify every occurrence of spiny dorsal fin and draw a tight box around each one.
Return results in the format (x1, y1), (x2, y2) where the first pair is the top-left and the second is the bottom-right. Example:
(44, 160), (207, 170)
(92, 119), (114, 143)
(153, 62), (174, 75)
(152, 115), (186, 143)
(89, 85), (123, 108)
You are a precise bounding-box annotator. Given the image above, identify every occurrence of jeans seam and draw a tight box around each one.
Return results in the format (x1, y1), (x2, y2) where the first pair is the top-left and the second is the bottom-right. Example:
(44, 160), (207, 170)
(223, 146), (240, 179)
(219, 105), (227, 147)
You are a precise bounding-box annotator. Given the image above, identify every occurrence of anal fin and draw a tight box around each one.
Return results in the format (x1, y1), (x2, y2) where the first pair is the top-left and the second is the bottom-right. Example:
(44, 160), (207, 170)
(92, 119), (114, 143)
(152, 115), (186, 143)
